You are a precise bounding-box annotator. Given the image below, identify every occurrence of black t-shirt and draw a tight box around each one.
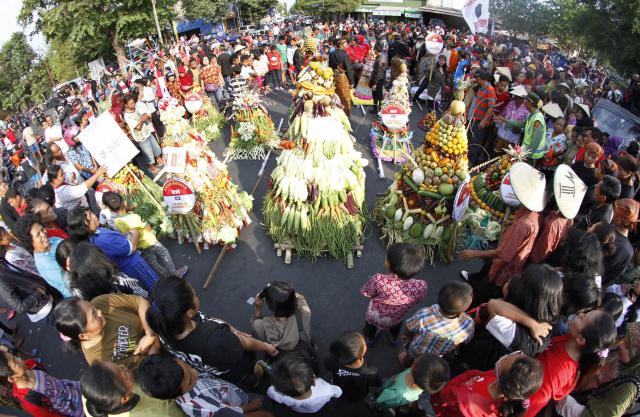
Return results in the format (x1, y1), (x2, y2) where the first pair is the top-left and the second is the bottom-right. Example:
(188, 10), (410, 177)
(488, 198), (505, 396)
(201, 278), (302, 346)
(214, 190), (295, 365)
(620, 182), (635, 199)
(217, 52), (233, 77)
(571, 160), (597, 188)
(577, 203), (613, 230)
(323, 358), (382, 402)
(173, 317), (250, 384)
(604, 231), (634, 284)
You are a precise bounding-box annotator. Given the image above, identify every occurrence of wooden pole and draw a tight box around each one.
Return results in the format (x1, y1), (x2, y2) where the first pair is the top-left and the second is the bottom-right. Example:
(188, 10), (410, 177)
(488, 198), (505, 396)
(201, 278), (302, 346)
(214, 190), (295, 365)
(202, 244), (230, 289)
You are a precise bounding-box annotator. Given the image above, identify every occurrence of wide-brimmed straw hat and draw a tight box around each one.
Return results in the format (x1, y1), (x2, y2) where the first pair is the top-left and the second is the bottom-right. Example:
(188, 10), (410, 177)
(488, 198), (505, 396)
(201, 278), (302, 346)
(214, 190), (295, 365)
(575, 102), (590, 117)
(509, 85), (528, 98)
(542, 103), (564, 119)
(553, 164), (587, 219)
(509, 162), (546, 212)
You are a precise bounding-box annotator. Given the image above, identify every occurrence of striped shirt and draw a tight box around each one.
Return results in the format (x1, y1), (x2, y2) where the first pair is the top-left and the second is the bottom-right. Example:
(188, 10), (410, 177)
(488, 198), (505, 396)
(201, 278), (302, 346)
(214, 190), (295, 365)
(470, 85), (497, 121)
(32, 370), (83, 417)
(405, 304), (474, 358)
(177, 372), (248, 417)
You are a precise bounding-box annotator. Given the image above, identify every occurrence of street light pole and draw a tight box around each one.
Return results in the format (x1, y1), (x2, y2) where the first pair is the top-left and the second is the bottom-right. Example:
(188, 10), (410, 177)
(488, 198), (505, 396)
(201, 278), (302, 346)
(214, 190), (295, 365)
(151, 0), (165, 47)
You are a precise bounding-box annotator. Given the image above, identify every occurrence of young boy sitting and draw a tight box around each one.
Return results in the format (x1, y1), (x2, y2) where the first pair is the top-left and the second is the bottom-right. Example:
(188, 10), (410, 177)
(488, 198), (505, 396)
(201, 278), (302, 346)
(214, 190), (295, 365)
(265, 352), (342, 416)
(374, 353), (450, 412)
(401, 282), (474, 364)
(102, 192), (187, 277)
(137, 354), (271, 417)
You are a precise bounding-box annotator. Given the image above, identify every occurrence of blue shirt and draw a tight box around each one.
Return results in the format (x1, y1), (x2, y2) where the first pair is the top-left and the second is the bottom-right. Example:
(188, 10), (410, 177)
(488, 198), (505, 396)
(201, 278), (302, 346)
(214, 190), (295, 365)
(91, 228), (158, 291)
(34, 237), (72, 298)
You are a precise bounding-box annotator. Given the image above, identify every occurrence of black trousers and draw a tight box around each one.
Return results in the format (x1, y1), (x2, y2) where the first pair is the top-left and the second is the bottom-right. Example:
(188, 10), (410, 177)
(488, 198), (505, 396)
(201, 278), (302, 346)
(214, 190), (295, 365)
(467, 259), (502, 309)
(363, 321), (402, 340)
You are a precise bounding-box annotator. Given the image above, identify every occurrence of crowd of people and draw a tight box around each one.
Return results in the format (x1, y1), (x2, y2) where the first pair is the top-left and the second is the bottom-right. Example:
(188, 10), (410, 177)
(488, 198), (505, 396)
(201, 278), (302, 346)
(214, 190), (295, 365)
(0, 13), (639, 417)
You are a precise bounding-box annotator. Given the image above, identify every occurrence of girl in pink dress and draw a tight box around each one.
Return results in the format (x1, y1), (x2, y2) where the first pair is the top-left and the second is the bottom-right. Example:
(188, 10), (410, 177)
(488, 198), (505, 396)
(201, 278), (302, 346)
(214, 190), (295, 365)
(360, 243), (428, 344)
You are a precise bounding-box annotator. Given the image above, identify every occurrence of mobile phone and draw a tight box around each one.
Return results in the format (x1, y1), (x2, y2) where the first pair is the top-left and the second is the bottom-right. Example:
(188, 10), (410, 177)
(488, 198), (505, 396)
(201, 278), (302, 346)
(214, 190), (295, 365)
(258, 282), (271, 299)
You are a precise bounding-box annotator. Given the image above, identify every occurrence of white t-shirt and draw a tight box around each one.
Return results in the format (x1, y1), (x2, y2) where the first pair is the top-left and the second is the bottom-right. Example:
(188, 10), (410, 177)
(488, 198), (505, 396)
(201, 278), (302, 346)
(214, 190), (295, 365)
(22, 126), (37, 146)
(124, 111), (154, 142)
(45, 125), (69, 153)
(267, 378), (341, 413)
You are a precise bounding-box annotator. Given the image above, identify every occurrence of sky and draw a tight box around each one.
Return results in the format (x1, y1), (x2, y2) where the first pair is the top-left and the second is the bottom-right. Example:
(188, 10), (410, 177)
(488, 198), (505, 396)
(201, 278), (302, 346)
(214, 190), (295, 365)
(0, 0), (47, 53)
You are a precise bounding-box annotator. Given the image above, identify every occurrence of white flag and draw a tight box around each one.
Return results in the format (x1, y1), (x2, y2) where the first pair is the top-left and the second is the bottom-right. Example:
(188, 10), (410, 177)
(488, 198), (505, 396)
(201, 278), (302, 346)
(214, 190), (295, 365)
(462, 0), (490, 34)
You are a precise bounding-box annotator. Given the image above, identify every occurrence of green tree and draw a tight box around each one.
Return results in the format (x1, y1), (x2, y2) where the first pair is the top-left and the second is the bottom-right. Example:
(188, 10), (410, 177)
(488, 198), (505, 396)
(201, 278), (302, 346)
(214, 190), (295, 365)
(491, 0), (553, 38)
(0, 32), (51, 110)
(179, 0), (228, 23)
(292, 0), (359, 17)
(237, 0), (279, 24)
(20, 0), (176, 72)
(48, 38), (83, 82)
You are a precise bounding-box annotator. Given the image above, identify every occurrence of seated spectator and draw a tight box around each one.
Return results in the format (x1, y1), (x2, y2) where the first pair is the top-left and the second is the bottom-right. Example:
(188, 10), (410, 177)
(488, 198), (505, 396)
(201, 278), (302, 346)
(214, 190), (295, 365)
(402, 282), (474, 363)
(80, 360), (185, 417)
(324, 331), (381, 402)
(0, 349), (84, 417)
(102, 192), (186, 277)
(66, 241), (148, 300)
(552, 272), (601, 336)
(0, 186), (26, 232)
(432, 352), (543, 417)
(561, 230), (605, 287)
(28, 198), (69, 239)
(54, 294), (159, 370)
(251, 281), (311, 354)
(36, 183), (69, 232)
(266, 352), (342, 415)
(15, 214), (72, 298)
(137, 354), (270, 417)
(146, 275), (278, 386)
(47, 164), (106, 210)
(375, 353), (450, 411)
(0, 226), (37, 274)
(67, 207), (158, 291)
(455, 264), (562, 372)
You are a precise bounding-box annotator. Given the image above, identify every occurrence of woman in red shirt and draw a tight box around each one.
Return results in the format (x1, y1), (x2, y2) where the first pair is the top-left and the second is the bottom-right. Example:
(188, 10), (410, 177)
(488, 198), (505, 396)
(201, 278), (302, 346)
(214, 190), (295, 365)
(432, 352), (543, 417)
(523, 309), (616, 417)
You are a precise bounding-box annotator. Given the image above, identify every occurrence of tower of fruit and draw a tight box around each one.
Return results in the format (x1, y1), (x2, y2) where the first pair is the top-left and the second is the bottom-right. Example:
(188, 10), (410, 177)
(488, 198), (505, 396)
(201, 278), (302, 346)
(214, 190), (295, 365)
(468, 145), (528, 220)
(370, 69), (413, 163)
(262, 54), (368, 264)
(373, 85), (469, 262)
(225, 84), (280, 160)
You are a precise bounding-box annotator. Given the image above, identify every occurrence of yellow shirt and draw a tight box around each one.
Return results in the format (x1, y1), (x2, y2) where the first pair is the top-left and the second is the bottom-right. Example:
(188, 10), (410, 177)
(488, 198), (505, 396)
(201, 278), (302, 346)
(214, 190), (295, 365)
(114, 214), (157, 249)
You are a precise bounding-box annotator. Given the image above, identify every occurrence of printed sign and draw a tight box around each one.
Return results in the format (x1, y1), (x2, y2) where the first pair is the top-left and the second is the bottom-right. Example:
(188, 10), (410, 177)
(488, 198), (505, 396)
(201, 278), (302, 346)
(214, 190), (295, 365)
(77, 112), (139, 178)
(380, 104), (409, 132)
(462, 0), (490, 34)
(452, 176), (471, 222)
(162, 146), (187, 174)
(500, 174), (521, 207)
(163, 178), (196, 214)
(184, 93), (203, 114)
(425, 33), (444, 55)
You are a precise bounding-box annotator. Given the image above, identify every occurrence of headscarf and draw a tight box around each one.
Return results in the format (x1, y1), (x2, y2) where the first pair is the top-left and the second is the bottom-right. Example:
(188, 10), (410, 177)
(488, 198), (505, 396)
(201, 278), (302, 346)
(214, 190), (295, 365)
(613, 198), (640, 230)
(604, 136), (624, 157)
(109, 92), (123, 124)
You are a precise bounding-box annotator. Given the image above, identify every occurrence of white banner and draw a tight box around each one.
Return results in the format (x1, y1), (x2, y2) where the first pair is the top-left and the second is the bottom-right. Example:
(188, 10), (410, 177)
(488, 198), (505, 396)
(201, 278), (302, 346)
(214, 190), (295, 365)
(87, 58), (106, 81)
(462, 0), (490, 34)
(77, 112), (140, 178)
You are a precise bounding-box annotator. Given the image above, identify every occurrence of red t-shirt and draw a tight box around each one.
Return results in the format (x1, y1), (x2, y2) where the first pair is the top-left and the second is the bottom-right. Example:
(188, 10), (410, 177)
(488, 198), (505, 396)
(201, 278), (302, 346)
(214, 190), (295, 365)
(267, 52), (282, 70)
(494, 90), (510, 116)
(432, 369), (499, 417)
(523, 336), (578, 417)
(574, 146), (605, 165)
(47, 224), (69, 240)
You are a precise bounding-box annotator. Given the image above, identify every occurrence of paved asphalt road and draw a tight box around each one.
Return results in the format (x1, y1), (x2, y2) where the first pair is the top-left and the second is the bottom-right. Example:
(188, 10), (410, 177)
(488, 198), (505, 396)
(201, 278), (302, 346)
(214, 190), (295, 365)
(4, 89), (481, 416)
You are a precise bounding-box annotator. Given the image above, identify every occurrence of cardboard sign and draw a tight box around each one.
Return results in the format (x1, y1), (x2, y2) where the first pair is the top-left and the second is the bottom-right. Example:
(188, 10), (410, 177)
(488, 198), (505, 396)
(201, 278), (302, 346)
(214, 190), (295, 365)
(500, 173), (521, 207)
(162, 146), (187, 174)
(452, 176), (471, 221)
(77, 112), (140, 178)
(425, 33), (444, 55)
(163, 178), (196, 214)
(380, 104), (409, 132)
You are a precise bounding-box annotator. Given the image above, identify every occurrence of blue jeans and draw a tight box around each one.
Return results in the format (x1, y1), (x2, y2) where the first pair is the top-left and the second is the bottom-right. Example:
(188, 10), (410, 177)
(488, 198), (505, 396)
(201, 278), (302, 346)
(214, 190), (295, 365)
(139, 135), (161, 164)
(206, 88), (224, 110)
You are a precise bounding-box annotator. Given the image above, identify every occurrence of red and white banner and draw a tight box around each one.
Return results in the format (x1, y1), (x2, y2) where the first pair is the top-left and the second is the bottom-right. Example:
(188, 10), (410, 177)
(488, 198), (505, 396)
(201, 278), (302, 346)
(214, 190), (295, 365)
(462, 0), (490, 34)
